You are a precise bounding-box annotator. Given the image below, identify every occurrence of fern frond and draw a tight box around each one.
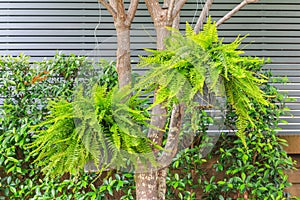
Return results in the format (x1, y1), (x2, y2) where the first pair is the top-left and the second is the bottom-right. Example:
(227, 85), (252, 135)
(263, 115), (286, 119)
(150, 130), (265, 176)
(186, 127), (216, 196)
(185, 22), (196, 37)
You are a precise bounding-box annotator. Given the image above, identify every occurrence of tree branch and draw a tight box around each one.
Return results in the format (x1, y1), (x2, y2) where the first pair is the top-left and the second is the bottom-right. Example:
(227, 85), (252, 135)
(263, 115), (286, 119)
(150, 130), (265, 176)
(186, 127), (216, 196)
(126, 0), (139, 25)
(145, 0), (163, 21)
(194, 0), (214, 33)
(167, 0), (176, 23)
(216, 0), (259, 27)
(172, 0), (188, 20)
(115, 0), (126, 20)
(98, 0), (117, 19)
(172, 12), (180, 30)
(157, 103), (184, 165)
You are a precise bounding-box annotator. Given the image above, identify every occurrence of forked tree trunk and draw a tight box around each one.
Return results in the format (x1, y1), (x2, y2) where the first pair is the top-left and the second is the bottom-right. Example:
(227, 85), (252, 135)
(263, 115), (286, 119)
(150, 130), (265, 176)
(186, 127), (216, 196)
(155, 25), (171, 50)
(135, 1), (183, 197)
(135, 22), (171, 200)
(98, 0), (260, 199)
(155, 24), (172, 200)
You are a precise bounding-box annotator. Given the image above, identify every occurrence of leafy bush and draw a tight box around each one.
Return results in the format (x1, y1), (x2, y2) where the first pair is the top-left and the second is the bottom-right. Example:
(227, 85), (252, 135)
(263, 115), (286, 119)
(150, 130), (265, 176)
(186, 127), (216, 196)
(0, 53), (135, 199)
(164, 65), (295, 200)
(203, 71), (295, 200)
(0, 53), (82, 198)
(151, 19), (295, 200)
(166, 110), (214, 200)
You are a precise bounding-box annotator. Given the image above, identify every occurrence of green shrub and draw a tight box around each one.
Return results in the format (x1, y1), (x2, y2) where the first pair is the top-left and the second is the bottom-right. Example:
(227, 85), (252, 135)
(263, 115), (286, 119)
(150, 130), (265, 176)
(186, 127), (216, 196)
(0, 53), (135, 199)
(157, 20), (295, 199)
(0, 53), (88, 198)
(165, 72), (295, 200)
(204, 71), (295, 200)
(0, 37), (295, 199)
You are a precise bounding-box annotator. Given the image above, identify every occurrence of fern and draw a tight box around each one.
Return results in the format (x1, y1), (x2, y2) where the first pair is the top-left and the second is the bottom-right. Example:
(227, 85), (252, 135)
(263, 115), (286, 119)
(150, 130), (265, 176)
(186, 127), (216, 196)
(137, 17), (271, 147)
(27, 100), (90, 176)
(27, 83), (156, 176)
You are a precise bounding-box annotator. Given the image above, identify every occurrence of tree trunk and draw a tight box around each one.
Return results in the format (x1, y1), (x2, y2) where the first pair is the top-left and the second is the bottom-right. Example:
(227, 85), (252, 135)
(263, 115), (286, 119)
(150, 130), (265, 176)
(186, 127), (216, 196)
(155, 25), (171, 50)
(116, 25), (132, 88)
(147, 25), (171, 146)
(155, 24), (172, 200)
(135, 23), (171, 200)
(135, 171), (158, 200)
(158, 167), (168, 200)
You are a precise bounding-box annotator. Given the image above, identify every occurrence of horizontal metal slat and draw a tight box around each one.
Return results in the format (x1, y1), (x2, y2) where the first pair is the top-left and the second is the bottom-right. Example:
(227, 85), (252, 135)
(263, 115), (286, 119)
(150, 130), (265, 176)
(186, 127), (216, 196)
(210, 10), (300, 17)
(211, 4), (300, 11)
(0, 3), (100, 9)
(0, 16), (104, 23)
(218, 30), (300, 37)
(0, 10), (103, 16)
(271, 84), (300, 90)
(278, 124), (300, 130)
(276, 130), (300, 134)
(0, 50), (146, 57)
(0, 29), (157, 36)
(0, 36), (156, 43)
(272, 70), (300, 76)
(0, 43), (156, 50)
(280, 117), (300, 123)
(266, 64), (300, 70)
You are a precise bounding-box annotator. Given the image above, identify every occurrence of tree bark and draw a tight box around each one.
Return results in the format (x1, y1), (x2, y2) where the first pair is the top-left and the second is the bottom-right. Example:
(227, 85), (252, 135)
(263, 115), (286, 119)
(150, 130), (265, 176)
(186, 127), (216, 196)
(135, 1), (187, 199)
(135, 171), (158, 200)
(157, 103), (184, 200)
(172, 13), (180, 30)
(157, 168), (167, 200)
(115, 24), (132, 88)
(98, 0), (139, 88)
(154, 24), (174, 200)
(135, 24), (171, 200)
(155, 25), (171, 50)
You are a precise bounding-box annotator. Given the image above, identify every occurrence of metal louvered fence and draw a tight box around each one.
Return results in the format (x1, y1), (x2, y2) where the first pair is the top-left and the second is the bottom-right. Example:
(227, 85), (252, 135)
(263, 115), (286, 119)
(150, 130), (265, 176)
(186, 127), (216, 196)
(1, 0), (300, 134)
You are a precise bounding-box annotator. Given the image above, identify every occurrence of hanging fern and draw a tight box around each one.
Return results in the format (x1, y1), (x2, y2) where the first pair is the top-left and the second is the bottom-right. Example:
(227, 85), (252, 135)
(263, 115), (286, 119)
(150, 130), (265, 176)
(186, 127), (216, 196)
(27, 82), (156, 176)
(137, 17), (271, 147)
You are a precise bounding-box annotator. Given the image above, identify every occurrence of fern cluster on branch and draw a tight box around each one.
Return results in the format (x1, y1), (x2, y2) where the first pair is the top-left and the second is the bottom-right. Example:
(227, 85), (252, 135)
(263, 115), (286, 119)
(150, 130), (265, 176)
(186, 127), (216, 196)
(27, 62), (156, 176)
(137, 18), (271, 146)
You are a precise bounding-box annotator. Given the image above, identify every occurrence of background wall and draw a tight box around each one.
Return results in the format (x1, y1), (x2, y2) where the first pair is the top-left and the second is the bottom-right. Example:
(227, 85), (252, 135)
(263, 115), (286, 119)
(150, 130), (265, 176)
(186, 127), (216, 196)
(1, 0), (300, 134)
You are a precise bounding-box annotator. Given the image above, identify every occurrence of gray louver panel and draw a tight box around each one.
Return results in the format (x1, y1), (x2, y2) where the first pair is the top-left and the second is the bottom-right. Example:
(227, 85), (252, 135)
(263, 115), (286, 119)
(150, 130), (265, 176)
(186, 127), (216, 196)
(1, 0), (300, 134)
(0, 0), (156, 62)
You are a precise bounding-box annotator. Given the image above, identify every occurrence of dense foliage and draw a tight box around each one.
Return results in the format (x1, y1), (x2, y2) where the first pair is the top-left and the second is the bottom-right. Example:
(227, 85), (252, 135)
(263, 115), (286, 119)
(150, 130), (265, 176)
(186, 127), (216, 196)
(0, 20), (296, 199)
(0, 54), (135, 199)
(206, 72), (294, 200)
(166, 71), (295, 199)
(0, 53), (81, 198)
